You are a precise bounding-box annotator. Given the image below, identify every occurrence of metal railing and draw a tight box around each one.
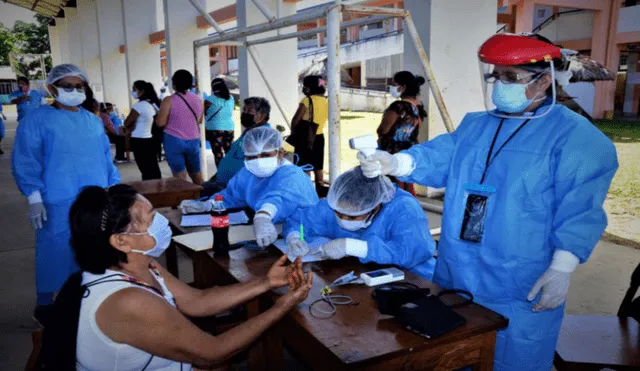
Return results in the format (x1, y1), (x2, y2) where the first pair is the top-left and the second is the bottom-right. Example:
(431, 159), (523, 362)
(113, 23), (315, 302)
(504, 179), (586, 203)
(532, 9), (584, 33)
(298, 29), (403, 58)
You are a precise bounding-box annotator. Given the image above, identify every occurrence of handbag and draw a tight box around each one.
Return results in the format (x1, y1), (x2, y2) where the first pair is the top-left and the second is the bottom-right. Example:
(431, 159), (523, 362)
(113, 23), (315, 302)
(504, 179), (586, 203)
(286, 96), (319, 150)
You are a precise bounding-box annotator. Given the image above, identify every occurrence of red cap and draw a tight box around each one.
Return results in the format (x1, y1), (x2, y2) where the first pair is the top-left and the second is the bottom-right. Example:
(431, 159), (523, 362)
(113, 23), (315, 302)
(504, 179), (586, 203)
(214, 195), (223, 201)
(478, 34), (561, 66)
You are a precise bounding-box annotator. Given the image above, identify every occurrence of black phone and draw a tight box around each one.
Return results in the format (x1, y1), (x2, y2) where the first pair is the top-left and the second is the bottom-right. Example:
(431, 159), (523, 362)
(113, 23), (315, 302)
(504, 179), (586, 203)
(459, 194), (488, 243)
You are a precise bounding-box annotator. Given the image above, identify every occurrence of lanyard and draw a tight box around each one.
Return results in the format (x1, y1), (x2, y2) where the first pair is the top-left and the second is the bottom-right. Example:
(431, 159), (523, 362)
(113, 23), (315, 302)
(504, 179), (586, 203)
(480, 118), (532, 184)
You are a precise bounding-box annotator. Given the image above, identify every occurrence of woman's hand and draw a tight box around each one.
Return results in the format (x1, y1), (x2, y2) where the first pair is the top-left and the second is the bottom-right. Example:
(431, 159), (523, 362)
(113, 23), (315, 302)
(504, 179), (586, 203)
(266, 255), (294, 289)
(275, 258), (313, 311)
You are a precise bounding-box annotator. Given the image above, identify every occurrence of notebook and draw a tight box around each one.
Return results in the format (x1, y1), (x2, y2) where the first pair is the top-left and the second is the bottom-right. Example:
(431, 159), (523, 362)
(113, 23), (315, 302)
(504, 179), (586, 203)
(173, 224), (283, 251)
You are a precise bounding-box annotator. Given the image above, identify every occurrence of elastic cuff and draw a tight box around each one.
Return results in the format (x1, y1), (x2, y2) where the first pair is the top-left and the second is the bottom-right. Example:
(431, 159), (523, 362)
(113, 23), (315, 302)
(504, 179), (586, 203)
(28, 191), (42, 204)
(258, 203), (277, 219)
(345, 239), (368, 259)
(391, 153), (415, 177)
(286, 232), (300, 244)
(549, 250), (580, 273)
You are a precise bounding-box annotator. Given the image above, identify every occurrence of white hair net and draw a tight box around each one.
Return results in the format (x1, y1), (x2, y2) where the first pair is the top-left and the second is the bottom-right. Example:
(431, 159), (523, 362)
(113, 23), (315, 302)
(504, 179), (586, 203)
(328, 167), (396, 216)
(242, 126), (283, 156)
(46, 64), (89, 85)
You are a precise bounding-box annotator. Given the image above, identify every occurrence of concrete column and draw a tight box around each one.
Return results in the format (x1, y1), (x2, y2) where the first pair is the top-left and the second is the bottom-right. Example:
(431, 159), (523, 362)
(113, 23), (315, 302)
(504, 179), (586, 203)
(515, 0), (534, 33)
(121, 0), (163, 106)
(623, 52), (639, 114)
(48, 24), (61, 67)
(317, 19), (325, 47)
(237, 0), (298, 129)
(77, 0), (103, 95)
(55, 16), (70, 64)
(162, 0), (211, 95)
(591, 0), (615, 119)
(65, 7), (84, 69)
(360, 60), (367, 87)
(96, 0), (130, 111)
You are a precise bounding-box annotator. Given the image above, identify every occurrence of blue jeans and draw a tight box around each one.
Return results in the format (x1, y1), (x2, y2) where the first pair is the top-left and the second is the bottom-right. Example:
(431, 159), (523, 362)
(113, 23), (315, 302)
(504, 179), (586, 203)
(163, 133), (201, 173)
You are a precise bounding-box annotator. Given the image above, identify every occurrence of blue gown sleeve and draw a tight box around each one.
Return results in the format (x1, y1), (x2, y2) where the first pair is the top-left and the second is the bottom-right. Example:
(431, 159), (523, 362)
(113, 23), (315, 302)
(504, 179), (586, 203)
(550, 124), (618, 263)
(360, 197), (436, 272)
(284, 201), (333, 239)
(256, 167), (319, 223)
(213, 171), (248, 209)
(399, 113), (480, 188)
(103, 132), (121, 185)
(11, 113), (45, 197)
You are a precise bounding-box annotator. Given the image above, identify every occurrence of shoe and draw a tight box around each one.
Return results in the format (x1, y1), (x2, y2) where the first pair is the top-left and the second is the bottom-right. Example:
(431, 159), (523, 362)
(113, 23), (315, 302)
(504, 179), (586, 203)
(114, 158), (127, 164)
(33, 304), (55, 328)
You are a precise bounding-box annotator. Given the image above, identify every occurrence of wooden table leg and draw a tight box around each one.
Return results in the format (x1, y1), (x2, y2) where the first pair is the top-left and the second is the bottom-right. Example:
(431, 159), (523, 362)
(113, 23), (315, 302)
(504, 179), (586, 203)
(165, 242), (179, 278)
(472, 331), (497, 371)
(192, 251), (217, 289)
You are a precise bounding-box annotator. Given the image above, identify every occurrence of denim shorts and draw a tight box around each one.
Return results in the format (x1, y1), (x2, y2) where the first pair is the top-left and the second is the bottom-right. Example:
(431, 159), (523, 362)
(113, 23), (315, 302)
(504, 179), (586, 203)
(163, 133), (201, 173)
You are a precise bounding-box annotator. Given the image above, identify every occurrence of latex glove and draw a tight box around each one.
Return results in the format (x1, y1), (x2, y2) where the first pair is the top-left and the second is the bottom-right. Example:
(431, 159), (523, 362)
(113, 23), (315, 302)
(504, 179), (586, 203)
(29, 202), (47, 230)
(527, 268), (572, 312)
(357, 150), (398, 178)
(179, 200), (212, 214)
(253, 214), (278, 247)
(314, 239), (348, 260)
(287, 233), (310, 256)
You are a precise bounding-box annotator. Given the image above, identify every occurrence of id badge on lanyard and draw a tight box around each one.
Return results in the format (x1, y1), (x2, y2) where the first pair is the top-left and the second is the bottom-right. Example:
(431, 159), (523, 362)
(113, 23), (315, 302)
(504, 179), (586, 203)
(459, 183), (496, 243)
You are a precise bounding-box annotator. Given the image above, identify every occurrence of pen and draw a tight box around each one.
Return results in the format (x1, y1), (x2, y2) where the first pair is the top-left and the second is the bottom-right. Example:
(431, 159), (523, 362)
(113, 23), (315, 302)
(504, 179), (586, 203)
(300, 223), (305, 242)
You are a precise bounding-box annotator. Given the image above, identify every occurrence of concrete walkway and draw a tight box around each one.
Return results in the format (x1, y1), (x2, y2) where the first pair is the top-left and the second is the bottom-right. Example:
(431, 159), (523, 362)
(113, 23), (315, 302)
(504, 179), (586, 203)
(0, 112), (638, 370)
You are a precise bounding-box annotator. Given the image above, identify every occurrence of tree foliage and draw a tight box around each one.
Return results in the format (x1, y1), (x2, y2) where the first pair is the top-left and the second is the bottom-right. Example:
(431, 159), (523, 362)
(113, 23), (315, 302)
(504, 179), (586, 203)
(0, 14), (52, 80)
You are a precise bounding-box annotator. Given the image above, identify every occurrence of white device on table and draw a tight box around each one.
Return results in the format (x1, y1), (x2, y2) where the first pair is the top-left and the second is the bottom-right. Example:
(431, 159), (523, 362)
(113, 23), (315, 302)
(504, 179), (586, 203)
(349, 134), (378, 157)
(360, 267), (405, 287)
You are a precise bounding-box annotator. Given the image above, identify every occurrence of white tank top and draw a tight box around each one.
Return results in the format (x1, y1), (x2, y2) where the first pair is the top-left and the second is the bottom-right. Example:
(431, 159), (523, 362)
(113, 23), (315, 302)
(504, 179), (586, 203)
(76, 268), (193, 371)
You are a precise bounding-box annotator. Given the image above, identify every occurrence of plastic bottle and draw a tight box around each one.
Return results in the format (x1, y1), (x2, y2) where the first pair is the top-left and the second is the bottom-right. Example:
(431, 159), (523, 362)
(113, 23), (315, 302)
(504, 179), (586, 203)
(211, 195), (230, 256)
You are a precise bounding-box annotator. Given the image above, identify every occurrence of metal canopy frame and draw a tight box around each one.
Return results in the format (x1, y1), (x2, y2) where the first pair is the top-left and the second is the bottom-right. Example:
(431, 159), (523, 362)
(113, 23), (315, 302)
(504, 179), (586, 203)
(191, 0), (453, 181)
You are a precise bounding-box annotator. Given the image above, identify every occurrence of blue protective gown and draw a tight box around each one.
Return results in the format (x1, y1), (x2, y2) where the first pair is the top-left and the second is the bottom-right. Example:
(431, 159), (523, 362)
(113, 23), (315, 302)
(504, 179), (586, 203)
(213, 162), (318, 223)
(399, 104), (618, 370)
(12, 105), (121, 294)
(9, 89), (43, 122)
(284, 188), (437, 280)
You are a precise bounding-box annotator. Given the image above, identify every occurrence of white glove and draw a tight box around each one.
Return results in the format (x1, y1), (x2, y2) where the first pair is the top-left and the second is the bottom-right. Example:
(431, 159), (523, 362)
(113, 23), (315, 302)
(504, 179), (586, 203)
(253, 214), (278, 247)
(179, 200), (212, 214)
(286, 233), (310, 256)
(314, 239), (349, 260)
(527, 269), (572, 311)
(357, 150), (398, 178)
(29, 202), (47, 230)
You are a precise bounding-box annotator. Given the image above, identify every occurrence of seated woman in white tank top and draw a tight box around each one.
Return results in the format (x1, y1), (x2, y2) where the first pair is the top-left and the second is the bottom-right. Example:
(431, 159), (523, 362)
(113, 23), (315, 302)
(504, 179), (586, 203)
(42, 184), (313, 370)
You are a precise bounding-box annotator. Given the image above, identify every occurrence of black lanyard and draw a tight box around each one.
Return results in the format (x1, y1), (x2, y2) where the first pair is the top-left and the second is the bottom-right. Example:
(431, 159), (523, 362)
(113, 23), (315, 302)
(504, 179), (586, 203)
(480, 118), (532, 184)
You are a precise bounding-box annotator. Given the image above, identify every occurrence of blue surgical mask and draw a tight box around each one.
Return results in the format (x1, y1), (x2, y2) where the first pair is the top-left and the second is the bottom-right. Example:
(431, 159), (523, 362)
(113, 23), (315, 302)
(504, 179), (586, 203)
(491, 78), (544, 114)
(128, 213), (173, 257)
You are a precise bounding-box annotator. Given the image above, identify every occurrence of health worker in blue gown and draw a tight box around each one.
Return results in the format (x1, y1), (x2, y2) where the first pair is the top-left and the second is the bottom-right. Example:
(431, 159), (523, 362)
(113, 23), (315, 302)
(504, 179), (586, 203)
(358, 33), (618, 371)
(284, 166), (437, 280)
(12, 64), (121, 318)
(10, 76), (44, 123)
(179, 126), (319, 248)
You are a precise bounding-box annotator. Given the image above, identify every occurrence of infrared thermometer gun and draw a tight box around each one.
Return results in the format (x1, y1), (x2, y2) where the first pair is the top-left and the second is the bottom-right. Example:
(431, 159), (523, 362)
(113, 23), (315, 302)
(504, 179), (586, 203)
(349, 134), (378, 157)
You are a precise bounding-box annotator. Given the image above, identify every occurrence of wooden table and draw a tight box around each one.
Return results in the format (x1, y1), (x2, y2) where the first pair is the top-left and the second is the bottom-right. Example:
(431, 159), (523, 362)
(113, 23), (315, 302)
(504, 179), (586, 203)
(161, 209), (509, 371)
(128, 178), (203, 276)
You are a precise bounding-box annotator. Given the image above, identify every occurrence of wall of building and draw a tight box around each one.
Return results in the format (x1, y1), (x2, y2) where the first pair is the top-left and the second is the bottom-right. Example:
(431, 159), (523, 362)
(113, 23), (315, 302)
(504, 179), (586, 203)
(538, 10), (594, 42)
(338, 88), (395, 112)
(365, 53), (403, 79)
(564, 82), (595, 117)
(618, 4), (640, 33)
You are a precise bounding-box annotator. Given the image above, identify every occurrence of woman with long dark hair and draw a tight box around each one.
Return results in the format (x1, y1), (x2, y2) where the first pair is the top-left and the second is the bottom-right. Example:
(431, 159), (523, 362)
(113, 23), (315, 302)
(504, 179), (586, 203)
(123, 80), (162, 180)
(42, 184), (312, 370)
(290, 75), (328, 191)
(376, 71), (426, 196)
(204, 78), (235, 166)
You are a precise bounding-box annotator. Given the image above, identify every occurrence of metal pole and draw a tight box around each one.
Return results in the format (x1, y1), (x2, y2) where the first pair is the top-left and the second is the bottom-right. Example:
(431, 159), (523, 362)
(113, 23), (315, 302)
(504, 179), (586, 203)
(187, 0), (225, 35)
(404, 13), (454, 133)
(194, 4), (333, 47)
(194, 43), (209, 180)
(40, 55), (47, 80)
(343, 4), (407, 16)
(246, 15), (394, 46)
(120, 0), (133, 111)
(251, 0), (276, 23)
(163, 0), (172, 92)
(246, 45), (291, 127)
(327, 0), (341, 182)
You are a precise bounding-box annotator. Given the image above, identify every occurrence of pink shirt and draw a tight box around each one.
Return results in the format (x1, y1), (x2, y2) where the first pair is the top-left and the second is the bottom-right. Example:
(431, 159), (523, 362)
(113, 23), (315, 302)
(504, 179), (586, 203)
(165, 92), (203, 140)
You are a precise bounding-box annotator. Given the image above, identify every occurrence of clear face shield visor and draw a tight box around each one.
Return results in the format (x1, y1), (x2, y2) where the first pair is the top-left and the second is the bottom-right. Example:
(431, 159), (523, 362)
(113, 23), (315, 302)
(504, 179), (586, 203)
(479, 59), (556, 120)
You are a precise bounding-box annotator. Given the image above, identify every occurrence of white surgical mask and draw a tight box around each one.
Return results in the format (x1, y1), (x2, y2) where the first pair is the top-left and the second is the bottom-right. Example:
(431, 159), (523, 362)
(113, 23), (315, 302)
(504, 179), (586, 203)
(55, 89), (86, 107)
(131, 91), (139, 99)
(492, 77), (544, 114)
(389, 86), (402, 98)
(245, 157), (279, 178)
(128, 213), (173, 257)
(335, 214), (373, 231)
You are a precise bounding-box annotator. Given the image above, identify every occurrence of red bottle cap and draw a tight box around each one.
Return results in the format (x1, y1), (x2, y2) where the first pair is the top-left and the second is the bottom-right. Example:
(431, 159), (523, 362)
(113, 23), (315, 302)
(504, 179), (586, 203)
(214, 195), (223, 201)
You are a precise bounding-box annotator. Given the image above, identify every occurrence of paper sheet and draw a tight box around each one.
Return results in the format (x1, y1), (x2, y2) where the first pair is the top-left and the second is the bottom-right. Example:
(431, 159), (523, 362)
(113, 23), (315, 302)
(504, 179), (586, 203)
(273, 237), (330, 263)
(173, 224), (283, 251)
(180, 211), (250, 227)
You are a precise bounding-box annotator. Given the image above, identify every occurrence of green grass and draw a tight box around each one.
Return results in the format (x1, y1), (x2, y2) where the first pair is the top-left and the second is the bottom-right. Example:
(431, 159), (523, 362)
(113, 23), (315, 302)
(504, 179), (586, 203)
(593, 120), (640, 143)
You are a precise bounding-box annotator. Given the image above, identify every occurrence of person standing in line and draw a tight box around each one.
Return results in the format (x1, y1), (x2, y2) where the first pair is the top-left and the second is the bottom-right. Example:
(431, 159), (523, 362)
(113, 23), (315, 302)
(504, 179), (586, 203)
(11, 64), (120, 324)
(377, 71), (427, 197)
(0, 101), (5, 154)
(123, 80), (162, 180)
(105, 102), (127, 163)
(290, 75), (328, 192)
(10, 76), (44, 123)
(156, 70), (205, 185)
(204, 78), (235, 167)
